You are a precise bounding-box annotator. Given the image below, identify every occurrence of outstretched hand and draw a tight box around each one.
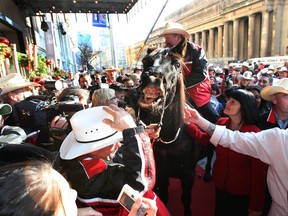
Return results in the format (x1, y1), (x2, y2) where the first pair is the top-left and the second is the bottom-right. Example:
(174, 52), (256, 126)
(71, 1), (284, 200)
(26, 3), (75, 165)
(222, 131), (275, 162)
(184, 105), (201, 125)
(128, 197), (157, 216)
(102, 104), (137, 131)
(145, 124), (161, 140)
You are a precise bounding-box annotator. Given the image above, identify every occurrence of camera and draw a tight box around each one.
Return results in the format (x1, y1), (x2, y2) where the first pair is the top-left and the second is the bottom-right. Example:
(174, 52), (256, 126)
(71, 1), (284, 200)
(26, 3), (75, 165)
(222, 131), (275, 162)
(117, 184), (148, 216)
(43, 80), (68, 92)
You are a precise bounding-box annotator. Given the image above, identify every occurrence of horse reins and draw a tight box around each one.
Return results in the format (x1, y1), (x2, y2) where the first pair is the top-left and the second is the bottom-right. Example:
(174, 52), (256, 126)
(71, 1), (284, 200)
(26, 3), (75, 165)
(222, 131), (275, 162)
(138, 52), (183, 144)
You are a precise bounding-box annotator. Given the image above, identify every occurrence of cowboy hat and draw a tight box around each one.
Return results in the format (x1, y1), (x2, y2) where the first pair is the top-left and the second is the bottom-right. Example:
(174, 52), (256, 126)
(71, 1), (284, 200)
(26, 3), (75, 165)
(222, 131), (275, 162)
(160, 22), (190, 39)
(242, 62), (250, 68)
(105, 66), (120, 73)
(0, 73), (40, 95)
(279, 66), (288, 72)
(238, 71), (254, 81)
(60, 106), (123, 160)
(260, 78), (288, 101)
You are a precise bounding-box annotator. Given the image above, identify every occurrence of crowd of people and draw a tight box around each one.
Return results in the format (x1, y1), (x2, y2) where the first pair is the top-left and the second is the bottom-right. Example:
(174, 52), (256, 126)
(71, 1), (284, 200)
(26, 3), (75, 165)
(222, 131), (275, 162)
(0, 21), (287, 216)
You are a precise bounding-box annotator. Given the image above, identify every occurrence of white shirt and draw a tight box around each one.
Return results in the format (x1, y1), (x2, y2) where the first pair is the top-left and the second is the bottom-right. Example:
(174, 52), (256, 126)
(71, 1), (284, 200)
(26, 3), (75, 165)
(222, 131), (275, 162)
(210, 126), (288, 216)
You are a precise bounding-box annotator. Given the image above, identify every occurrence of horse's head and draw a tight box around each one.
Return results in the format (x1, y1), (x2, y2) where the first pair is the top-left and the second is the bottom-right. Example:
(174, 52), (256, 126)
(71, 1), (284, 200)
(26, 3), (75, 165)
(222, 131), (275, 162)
(139, 48), (185, 111)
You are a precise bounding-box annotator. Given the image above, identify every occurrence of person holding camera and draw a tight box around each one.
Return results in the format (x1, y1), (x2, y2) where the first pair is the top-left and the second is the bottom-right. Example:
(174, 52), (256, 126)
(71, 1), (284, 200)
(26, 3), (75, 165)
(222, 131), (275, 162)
(0, 73), (52, 145)
(49, 87), (90, 150)
(60, 105), (169, 216)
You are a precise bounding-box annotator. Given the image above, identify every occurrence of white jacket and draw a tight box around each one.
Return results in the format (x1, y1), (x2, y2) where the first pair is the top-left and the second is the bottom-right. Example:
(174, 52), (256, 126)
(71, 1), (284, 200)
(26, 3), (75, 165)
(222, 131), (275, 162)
(210, 126), (288, 216)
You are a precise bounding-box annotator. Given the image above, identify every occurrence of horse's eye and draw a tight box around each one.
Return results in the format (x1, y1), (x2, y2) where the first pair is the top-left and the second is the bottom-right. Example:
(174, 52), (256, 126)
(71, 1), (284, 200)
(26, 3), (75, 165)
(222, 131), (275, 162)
(175, 62), (180, 68)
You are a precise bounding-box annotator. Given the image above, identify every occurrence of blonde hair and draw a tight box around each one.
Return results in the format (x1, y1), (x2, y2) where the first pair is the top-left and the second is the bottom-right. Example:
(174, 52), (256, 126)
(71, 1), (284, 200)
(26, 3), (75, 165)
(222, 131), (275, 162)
(0, 161), (66, 216)
(130, 73), (140, 83)
(92, 88), (116, 107)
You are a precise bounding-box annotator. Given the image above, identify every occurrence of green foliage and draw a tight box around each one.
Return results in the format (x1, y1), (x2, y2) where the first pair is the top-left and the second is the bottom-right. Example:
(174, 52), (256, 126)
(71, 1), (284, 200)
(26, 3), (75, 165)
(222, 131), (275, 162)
(51, 67), (66, 79)
(17, 52), (28, 67)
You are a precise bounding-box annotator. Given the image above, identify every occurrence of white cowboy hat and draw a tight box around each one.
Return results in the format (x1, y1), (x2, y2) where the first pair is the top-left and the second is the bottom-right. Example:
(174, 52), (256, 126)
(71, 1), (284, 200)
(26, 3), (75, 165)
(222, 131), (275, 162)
(279, 66), (288, 72)
(60, 106), (123, 160)
(242, 62), (250, 68)
(0, 73), (40, 95)
(260, 78), (288, 101)
(238, 71), (254, 81)
(160, 22), (190, 39)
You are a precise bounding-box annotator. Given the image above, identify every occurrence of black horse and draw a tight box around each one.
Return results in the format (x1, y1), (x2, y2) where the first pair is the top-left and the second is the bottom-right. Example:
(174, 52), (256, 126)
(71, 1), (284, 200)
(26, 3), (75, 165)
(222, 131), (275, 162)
(136, 48), (214, 216)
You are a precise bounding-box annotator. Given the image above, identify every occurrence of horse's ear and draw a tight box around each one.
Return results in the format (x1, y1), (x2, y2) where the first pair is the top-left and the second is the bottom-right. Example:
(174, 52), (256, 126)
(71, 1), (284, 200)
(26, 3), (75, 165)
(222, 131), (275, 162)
(160, 48), (171, 57)
(147, 45), (157, 54)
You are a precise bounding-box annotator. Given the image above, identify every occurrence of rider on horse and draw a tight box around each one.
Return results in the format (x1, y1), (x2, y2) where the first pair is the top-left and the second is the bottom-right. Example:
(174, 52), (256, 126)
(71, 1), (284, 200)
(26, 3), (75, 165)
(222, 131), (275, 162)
(161, 22), (219, 123)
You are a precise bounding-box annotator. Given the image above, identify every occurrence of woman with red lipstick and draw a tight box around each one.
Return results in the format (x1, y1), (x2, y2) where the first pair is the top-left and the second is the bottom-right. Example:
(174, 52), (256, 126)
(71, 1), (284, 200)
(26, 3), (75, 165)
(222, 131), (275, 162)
(186, 89), (268, 216)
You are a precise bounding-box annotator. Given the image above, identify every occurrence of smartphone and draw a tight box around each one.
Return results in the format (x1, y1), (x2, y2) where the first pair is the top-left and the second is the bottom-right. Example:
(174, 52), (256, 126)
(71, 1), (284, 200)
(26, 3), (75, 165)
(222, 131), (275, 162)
(117, 184), (148, 216)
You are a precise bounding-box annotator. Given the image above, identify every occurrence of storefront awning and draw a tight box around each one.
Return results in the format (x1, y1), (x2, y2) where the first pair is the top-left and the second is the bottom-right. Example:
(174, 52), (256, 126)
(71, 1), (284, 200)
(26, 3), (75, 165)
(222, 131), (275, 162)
(13, 0), (139, 16)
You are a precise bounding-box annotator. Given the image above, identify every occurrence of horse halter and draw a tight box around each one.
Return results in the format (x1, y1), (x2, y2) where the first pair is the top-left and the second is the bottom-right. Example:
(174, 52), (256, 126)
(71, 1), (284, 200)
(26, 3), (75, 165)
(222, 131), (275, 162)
(139, 49), (183, 144)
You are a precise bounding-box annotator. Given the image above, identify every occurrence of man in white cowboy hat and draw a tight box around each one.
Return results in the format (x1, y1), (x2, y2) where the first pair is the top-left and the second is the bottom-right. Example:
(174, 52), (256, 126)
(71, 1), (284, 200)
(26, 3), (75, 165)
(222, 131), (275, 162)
(0, 73), (53, 145)
(0, 73), (39, 107)
(105, 66), (119, 85)
(237, 70), (254, 89)
(0, 73), (40, 125)
(259, 78), (288, 130)
(60, 105), (169, 216)
(256, 77), (288, 215)
(160, 22), (219, 123)
(278, 66), (288, 79)
(240, 62), (250, 74)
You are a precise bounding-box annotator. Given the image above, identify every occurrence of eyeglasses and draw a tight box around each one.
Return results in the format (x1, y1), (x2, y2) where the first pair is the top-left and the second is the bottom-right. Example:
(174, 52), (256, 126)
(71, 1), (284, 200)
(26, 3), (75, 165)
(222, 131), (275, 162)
(108, 96), (117, 101)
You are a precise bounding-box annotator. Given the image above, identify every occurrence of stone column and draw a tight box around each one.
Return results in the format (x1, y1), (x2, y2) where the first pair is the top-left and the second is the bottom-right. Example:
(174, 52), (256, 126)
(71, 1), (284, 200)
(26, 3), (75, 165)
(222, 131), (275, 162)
(233, 19), (239, 60)
(238, 19), (246, 60)
(217, 25), (223, 58)
(261, 11), (269, 57)
(208, 28), (214, 58)
(223, 22), (229, 58)
(248, 14), (255, 58)
(202, 30), (207, 51)
(195, 32), (200, 45)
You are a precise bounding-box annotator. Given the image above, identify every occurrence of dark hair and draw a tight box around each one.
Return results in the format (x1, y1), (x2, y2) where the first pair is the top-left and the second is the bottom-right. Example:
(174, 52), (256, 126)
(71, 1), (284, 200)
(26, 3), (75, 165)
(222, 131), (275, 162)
(229, 89), (259, 124)
(259, 73), (273, 84)
(57, 87), (89, 103)
(0, 161), (64, 216)
(245, 84), (262, 93)
(211, 83), (220, 95)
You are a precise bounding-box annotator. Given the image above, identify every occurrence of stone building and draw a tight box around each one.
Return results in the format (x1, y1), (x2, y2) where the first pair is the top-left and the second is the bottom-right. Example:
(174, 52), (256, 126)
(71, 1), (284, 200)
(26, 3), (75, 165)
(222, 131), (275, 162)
(126, 0), (288, 67)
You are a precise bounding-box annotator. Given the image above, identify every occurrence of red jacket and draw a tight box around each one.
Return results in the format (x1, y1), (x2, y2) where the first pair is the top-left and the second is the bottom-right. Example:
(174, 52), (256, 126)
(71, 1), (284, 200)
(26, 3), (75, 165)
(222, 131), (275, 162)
(62, 126), (169, 216)
(186, 118), (268, 211)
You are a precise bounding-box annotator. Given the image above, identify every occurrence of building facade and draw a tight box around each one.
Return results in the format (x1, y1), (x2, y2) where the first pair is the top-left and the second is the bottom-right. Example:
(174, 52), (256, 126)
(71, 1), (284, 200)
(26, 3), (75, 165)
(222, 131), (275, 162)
(126, 0), (288, 67)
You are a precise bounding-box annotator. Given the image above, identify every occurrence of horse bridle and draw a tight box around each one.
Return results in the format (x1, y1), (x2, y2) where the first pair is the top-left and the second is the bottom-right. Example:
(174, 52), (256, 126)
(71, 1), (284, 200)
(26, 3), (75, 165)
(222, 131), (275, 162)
(138, 50), (182, 144)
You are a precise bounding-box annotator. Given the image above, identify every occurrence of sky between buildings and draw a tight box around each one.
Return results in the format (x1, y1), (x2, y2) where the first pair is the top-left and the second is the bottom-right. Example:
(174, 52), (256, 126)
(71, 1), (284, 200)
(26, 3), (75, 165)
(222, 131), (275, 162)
(111, 0), (193, 45)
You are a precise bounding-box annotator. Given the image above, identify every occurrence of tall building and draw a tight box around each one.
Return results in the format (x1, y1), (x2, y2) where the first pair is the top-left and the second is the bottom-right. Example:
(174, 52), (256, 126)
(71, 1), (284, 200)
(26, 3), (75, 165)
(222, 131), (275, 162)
(126, 0), (288, 66)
